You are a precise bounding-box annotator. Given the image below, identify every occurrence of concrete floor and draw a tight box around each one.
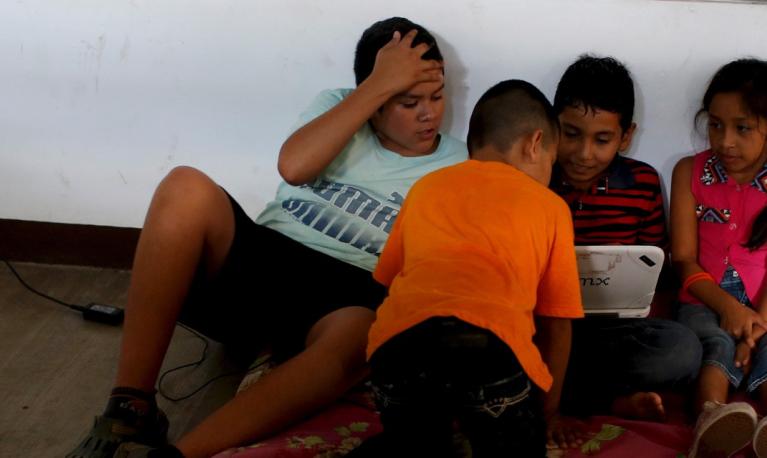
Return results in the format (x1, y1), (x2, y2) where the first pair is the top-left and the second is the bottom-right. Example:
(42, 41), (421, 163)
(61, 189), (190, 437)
(0, 262), (241, 458)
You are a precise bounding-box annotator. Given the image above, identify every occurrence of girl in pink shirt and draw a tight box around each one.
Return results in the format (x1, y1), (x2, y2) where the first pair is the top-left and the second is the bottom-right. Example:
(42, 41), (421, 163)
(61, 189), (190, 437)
(671, 58), (767, 458)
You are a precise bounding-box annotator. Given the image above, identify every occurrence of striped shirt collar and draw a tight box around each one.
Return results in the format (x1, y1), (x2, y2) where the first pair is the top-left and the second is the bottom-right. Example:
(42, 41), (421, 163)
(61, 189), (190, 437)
(550, 156), (636, 195)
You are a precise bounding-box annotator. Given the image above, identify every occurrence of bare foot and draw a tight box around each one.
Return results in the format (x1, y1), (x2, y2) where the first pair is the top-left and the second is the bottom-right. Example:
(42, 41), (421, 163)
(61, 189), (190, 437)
(611, 392), (665, 421)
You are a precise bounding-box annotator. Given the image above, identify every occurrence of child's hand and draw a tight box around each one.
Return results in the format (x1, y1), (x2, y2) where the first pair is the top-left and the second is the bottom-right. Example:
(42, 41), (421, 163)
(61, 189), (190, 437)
(735, 340), (753, 373)
(547, 413), (589, 449)
(367, 29), (444, 96)
(720, 302), (767, 348)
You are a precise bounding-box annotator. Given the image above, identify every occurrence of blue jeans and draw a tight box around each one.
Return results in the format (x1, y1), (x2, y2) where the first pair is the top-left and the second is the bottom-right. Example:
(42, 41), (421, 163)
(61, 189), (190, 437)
(356, 317), (546, 458)
(561, 317), (702, 415)
(677, 266), (767, 392)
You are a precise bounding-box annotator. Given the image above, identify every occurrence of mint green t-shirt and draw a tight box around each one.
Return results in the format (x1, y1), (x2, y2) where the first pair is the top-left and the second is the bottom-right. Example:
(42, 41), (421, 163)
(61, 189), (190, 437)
(255, 88), (468, 272)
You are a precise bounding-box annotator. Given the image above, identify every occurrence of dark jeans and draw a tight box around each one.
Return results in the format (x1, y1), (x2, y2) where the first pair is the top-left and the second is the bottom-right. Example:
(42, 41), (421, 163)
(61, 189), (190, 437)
(561, 317), (702, 415)
(677, 266), (767, 392)
(351, 317), (546, 458)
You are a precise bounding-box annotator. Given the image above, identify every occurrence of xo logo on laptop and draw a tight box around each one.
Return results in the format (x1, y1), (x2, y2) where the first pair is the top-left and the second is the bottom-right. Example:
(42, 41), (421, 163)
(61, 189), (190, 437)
(580, 276), (611, 287)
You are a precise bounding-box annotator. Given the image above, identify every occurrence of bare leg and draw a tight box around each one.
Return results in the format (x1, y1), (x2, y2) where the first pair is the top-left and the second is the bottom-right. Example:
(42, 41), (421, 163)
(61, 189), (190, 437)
(112, 166), (376, 456)
(115, 166), (236, 390)
(611, 392), (665, 421)
(695, 365), (730, 414)
(175, 306), (375, 458)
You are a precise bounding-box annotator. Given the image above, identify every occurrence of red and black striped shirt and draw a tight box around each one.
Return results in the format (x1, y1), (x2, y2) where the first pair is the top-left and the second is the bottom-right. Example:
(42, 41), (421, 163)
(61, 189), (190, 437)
(549, 156), (668, 249)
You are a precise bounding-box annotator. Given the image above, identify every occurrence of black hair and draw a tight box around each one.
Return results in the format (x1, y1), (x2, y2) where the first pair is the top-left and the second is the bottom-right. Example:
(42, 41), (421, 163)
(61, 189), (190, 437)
(696, 58), (767, 127)
(466, 79), (559, 155)
(353, 17), (442, 86)
(746, 207), (767, 251)
(698, 59), (767, 251)
(553, 55), (635, 132)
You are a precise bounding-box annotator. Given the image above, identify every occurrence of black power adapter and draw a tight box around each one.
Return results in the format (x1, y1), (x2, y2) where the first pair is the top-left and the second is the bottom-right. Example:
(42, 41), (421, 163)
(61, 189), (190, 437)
(82, 302), (125, 325)
(3, 260), (125, 326)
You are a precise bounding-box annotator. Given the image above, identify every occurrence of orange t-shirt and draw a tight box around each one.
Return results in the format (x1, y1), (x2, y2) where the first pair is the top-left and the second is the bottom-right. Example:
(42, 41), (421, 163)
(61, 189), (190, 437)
(368, 160), (583, 391)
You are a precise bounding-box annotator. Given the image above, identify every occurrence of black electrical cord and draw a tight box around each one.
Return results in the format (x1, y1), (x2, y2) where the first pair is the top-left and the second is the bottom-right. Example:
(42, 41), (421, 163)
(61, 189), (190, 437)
(3, 259), (124, 324)
(157, 323), (243, 402)
(2, 259), (86, 311)
(2, 259), (243, 400)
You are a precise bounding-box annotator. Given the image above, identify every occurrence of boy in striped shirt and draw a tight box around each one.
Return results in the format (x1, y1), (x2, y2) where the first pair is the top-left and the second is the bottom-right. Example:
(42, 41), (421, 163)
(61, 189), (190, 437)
(546, 55), (703, 448)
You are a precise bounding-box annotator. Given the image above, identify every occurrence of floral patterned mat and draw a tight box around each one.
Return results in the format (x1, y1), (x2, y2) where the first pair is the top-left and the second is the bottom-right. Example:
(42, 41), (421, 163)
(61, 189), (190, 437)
(215, 357), (701, 457)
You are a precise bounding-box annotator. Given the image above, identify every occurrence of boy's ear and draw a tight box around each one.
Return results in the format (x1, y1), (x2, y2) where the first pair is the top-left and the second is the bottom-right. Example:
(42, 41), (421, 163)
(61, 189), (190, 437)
(524, 128), (545, 164)
(618, 122), (637, 153)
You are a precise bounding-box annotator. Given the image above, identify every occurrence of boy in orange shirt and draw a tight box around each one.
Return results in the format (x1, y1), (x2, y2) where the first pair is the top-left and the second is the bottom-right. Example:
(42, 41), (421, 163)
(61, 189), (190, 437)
(352, 80), (584, 457)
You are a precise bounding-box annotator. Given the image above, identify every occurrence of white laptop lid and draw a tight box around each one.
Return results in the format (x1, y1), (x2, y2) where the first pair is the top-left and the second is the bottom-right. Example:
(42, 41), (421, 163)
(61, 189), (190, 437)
(575, 245), (665, 318)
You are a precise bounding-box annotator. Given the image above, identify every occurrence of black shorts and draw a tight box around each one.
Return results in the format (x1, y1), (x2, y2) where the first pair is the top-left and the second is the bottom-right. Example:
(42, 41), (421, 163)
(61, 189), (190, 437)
(178, 191), (386, 361)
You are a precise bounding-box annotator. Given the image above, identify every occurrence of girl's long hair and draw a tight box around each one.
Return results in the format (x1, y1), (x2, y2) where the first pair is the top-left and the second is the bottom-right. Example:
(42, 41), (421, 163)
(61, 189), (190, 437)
(746, 206), (767, 251)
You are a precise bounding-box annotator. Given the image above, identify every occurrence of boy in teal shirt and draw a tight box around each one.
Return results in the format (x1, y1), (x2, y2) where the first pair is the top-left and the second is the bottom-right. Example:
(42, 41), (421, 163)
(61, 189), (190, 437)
(68, 17), (467, 458)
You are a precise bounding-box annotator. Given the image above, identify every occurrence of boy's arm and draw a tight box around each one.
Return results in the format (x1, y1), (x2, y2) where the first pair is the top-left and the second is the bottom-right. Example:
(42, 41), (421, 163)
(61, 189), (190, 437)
(278, 30), (443, 185)
(534, 200), (585, 447)
(534, 316), (571, 419)
(535, 316), (589, 448)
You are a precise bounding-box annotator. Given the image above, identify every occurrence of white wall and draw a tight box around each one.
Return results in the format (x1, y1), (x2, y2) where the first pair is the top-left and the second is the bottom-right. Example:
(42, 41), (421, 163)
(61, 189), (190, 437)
(1, 0), (766, 228)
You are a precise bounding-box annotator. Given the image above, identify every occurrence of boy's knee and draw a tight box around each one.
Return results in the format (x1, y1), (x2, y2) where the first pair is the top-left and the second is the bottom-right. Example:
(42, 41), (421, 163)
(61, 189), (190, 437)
(633, 322), (702, 385)
(152, 166), (227, 218)
(306, 307), (375, 372)
(158, 166), (217, 199)
(669, 326), (703, 381)
(144, 166), (235, 255)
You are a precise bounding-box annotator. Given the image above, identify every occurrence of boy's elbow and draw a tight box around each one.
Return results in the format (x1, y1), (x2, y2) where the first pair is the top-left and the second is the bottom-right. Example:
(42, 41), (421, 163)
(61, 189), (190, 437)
(277, 161), (305, 186)
(277, 150), (312, 186)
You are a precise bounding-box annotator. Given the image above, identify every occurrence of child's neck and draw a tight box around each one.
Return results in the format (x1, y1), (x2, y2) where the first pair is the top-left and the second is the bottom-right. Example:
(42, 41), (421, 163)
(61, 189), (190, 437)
(730, 171), (757, 185)
(720, 148), (767, 184)
(471, 147), (514, 165)
(724, 160), (766, 185)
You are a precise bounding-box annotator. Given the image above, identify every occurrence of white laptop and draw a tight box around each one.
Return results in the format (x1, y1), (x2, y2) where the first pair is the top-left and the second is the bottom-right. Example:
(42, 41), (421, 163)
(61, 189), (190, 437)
(575, 245), (665, 318)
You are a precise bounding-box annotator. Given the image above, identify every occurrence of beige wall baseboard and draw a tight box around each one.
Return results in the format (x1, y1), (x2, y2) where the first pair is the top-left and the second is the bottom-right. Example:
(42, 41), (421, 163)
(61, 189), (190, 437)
(0, 219), (139, 269)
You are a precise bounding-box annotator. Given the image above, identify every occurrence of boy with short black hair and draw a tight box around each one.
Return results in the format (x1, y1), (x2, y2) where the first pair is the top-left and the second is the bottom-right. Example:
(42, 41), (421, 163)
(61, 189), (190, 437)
(351, 80), (583, 457)
(547, 55), (702, 448)
(552, 55), (660, 243)
(67, 17), (467, 458)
